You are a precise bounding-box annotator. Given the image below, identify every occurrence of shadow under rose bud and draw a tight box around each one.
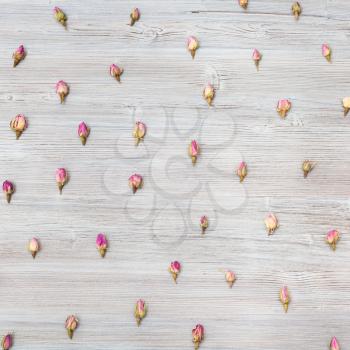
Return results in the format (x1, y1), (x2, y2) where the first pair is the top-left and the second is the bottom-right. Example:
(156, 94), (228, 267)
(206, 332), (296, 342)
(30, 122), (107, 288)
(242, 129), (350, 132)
(133, 121), (147, 146)
(330, 336), (340, 350)
(134, 299), (147, 326)
(65, 315), (78, 339)
(279, 286), (290, 312)
(200, 215), (208, 234)
(188, 140), (200, 165)
(53, 7), (67, 28)
(96, 233), (108, 257)
(192, 324), (204, 350)
(78, 121), (90, 146)
(28, 237), (40, 259)
(130, 8), (140, 26)
(13, 45), (25, 67)
(1, 333), (12, 350)
(56, 168), (68, 194)
(169, 261), (181, 283)
(10, 114), (28, 139)
(129, 174), (143, 194)
(56, 80), (69, 103)
(2, 180), (14, 204)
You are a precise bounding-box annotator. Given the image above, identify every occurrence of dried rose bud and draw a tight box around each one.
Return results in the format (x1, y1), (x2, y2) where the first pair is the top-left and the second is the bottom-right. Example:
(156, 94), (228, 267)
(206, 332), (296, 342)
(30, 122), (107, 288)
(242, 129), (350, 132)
(291, 2), (302, 19)
(129, 174), (143, 194)
(265, 213), (278, 235)
(96, 233), (108, 258)
(277, 99), (291, 118)
(10, 114), (28, 139)
(239, 0), (248, 9)
(322, 44), (331, 62)
(1, 333), (12, 350)
(2, 180), (14, 204)
(342, 97), (350, 116)
(203, 84), (215, 106)
(187, 36), (199, 59)
(225, 270), (236, 288)
(56, 168), (68, 194)
(110, 64), (124, 82)
(53, 7), (67, 28)
(134, 299), (147, 326)
(279, 286), (290, 312)
(188, 140), (200, 165)
(130, 8), (140, 26)
(252, 49), (261, 70)
(65, 315), (78, 339)
(302, 160), (314, 178)
(56, 80), (69, 103)
(192, 324), (204, 350)
(236, 161), (247, 182)
(12, 45), (25, 67)
(78, 122), (90, 146)
(330, 337), (340, 350)
(133, 121), (147, 146)
(326, 229), (340, 251)
(28, 237), (40, 259)
(169, 261), (181, 283)
(200, 215), (208, 234)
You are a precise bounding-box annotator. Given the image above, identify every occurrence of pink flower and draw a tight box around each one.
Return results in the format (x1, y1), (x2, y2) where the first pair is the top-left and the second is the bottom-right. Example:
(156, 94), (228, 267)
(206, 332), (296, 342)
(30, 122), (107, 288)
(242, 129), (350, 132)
(10, 114), (28, 139)
(1, 333), (12, 350)
(133, 121), (147, 146)
(28, 237), (40, 259)
(265, 213), (278, 235)
(291, 2), (302, 19)
(203, 83), (215, 106)
(330, 337), (340, 350)
(96, 233), (108, 258)
(129, 174), (143, 194)
(53, 7), (67, 27)
(252, 49), (261, 70)
(56, 168), (68, 194)
(78, 122), (90, 146)
(169, 261), (181, 283)
(239, 0), (248, 9)
(326, 229), (340, 251)
(188, 140), (200, 165)
(277, 99), (291, 118)
(236, 161), (247, 182)
(134, 299), (147, 326)
(130, 8), (140, 26)
(13, 45), (25, 67)
(56, 80), (69, 103)
(187, 36), (199, 59)
(322, 44), (331, 62)
(192, 324), (204, 350)
(65, 315), (78, 339)
(2, 180), (14, 204)
(279, 286), (290, 312)
(225, 270), (236, 288)
(200, 215), (208, 234)
(110, 64), (124, 82)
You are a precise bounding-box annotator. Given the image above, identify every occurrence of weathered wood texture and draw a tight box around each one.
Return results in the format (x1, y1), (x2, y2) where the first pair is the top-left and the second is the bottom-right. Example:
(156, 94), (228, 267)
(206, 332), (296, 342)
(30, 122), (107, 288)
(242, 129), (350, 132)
(0, 0), (350, 349)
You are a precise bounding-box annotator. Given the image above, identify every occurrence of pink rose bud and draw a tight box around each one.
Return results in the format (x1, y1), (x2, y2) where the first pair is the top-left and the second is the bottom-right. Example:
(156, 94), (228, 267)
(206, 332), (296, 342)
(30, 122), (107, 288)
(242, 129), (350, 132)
(110, 64), (124, 83)
(200, 215), (208, 234)
(53, 7), (67, 28)
(265, 213), (278, 235)
(322, 44), (331, 62)
(133, 121), (147, 146)
(65, 315), (78, 339)
(12, 45), (25, 67)
(342, 97), (350, 116)
(78, 122), (90, 146)
(203, 83), (215, 106)
(169, 261), (181, 283)
(192, 324), (204, 350)
(28, 237), (40, 259)
(225, 270), (236, 288)
(252, 49), (262, 70)
(56, 168), (68, 194)
(1, 333), (12, 350)
(188, 140), (200, 165)
(239, 0), (248, 9)
(10, 114), (28, 139)
(277, 99), (291, 118)
(236, 161), (247, 182)
(302, 160), (314, 178)
(330, 337), (340, 350)
(96, 233), (108, 258)
(130, 8), (140, 26)
(326, 229), (340, 251)
(56, 80), (69, 103)
(187, 36), (199, 59)
(134, 299), (147, 326)
(292, 2), (302, 19)
(279, 286), (290, 312)
(129, 174), (143, 194)
(2, 180), (14, 204)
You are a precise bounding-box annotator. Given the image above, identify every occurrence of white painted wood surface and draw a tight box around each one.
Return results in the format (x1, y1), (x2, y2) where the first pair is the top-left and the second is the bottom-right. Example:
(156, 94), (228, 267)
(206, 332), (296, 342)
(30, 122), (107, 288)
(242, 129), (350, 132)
(1, 0), (350, 349)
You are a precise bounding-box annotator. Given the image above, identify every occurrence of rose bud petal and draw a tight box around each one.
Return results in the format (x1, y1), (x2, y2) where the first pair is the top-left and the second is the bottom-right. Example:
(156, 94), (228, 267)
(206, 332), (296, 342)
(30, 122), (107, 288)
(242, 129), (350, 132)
(326, 229), (340, 251)
(28, 237), (40, 259)
(200, 215), (208, 234)
(252, 49), (261, 70)
(130, 8), (140, 26)
(188, 140), (200, 165)
(265, 213), (278, 235)
(78, 122), (90, 146)
(96, 233), (108, 258)
(2, 180), (14, 204)
(65, 315), (78, 339)
(56, 168), (68, 194)
(187, 36), (199, 59)
(110, 64), (124, 82)
(53, 7), (67, 28)
(302, 160), (315, 178)
(342, 97), (350, 116)
(56, 80), (69, 103)
(239, 0), (248, 9)
(203, 83), (215, 106)
(291, 2), (302, 19)
(322, 44), (331, 62)
(236, 161), (247, 182)
(169, 261), (181, 283)
(133, 121), (147, 146)
(10, 114), (28, 139)
(129, 174), (143, 194)
(12, 45), (25, 68)
(279, 286), (290, 312)
(277, 99), (291, 118)
(192, 324), (204, 350)
(225, 270), (236, 288)
(330, 336), (340, 350)
(134, 299), (147, 326)
(1, 333), (12, 350)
